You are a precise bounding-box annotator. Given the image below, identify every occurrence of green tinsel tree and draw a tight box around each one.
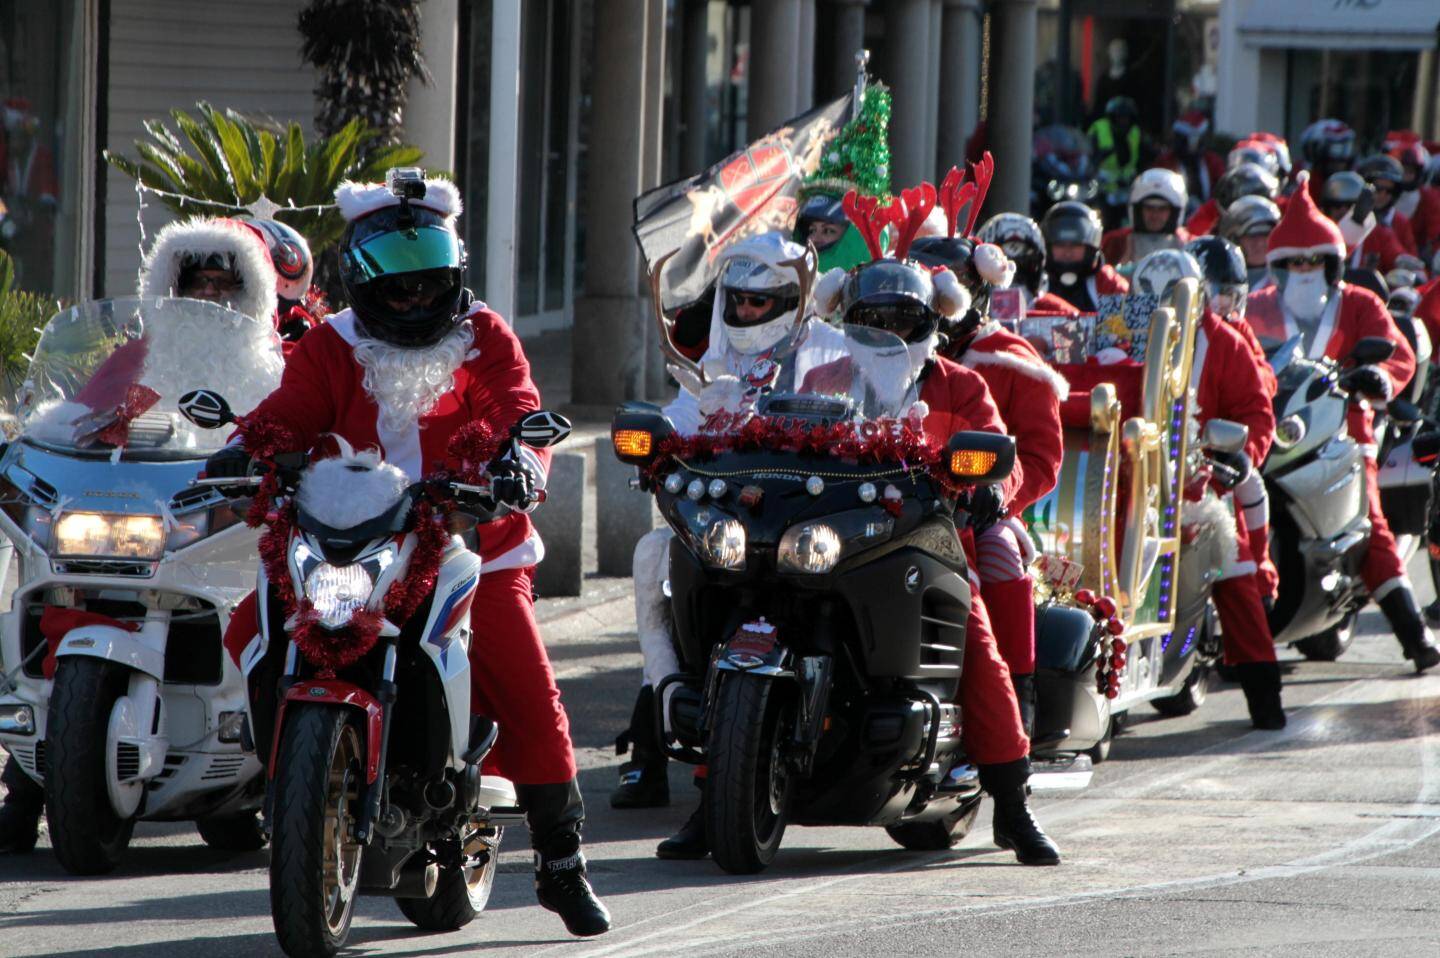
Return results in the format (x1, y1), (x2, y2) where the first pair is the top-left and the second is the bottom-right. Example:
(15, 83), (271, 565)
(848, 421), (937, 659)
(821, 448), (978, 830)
(802, 82), (892, 201)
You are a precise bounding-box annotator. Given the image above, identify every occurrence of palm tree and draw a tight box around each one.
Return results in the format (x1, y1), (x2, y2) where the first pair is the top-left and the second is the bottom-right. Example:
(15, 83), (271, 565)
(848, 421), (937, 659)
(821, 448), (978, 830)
(298, 0), (430, 147)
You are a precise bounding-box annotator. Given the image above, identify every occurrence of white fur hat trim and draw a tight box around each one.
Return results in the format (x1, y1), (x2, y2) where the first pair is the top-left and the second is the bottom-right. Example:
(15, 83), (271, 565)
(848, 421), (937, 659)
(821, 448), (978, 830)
(932, 268), (972, 320)
(335, 177), (463, 223)
(138, 217), (278, 323)
(297, 448), (411, 529)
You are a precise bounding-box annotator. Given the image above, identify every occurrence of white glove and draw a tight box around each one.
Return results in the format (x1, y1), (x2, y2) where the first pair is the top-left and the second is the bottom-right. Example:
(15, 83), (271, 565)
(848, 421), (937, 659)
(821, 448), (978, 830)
(973, 243), (1016, 289)
(669, 361), (704, 399)
(698, 375), (751, 417)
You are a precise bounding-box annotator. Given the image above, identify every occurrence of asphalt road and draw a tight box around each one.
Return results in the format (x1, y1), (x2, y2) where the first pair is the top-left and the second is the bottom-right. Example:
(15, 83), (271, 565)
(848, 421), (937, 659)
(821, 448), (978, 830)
(4, 570), (1440, 958)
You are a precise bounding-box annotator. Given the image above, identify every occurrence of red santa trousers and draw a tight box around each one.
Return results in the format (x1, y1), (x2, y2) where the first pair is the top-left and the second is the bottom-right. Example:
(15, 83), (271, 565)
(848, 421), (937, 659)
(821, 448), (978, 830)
(222, 567), (576, 786)
(975, 521), (1037, 675)
(962, 593), (1031, 765)
(1362, 458), (1409, 597)
(1212, 502), (1278, 666)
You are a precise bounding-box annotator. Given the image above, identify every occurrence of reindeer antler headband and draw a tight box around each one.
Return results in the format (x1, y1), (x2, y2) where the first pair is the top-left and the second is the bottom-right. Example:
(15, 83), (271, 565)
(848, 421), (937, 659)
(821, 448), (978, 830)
(938, 151), (995, 239)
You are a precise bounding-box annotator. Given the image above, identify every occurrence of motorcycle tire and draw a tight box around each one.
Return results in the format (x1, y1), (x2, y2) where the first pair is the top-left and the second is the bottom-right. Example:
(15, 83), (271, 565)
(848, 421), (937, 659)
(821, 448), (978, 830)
(1293, 611), (1358, 662)
(270, 705), (365, 958)
(196, 812), (268, 852)
(1150, 659), (1211, 717)
(1086, 709), (1120, 764)
(704, 674), (796, 875)
(44, 658), (137, 875)
(885, 795), (983, 851)
(396, 827), (501, 931)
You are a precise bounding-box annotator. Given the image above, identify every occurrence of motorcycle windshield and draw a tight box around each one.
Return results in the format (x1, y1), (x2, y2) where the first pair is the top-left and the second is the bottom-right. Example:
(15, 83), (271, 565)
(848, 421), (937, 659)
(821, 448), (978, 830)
(18, 297), (284, 457)
(771, 323), (916, 422)
(1264, 334), (1304, 374)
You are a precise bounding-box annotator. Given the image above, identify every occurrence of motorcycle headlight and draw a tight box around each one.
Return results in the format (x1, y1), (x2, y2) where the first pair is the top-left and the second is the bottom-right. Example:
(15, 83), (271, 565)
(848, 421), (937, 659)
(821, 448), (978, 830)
(1274, 414), (1306, 450)
(303, 561), (378, 629)
(53, 511), (165, 560)
(698, 518), (747, 571)
(778, 523), (843, 574)
(1046, 179), (1065, 201)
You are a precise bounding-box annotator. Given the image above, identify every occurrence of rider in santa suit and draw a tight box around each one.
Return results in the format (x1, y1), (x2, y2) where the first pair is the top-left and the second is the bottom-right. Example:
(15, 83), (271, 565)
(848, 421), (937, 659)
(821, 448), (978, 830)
(1246, 172), (1440, 673)
(817, 252), (1061, 865)
(207, 172), (611, 936)
(1101, 168), (1192, 266)
(0, 214), (284, 854)
(1132, 247), (1285, 729)
(975, 212), (1081, 315)
(1041, 201), (1129, 312)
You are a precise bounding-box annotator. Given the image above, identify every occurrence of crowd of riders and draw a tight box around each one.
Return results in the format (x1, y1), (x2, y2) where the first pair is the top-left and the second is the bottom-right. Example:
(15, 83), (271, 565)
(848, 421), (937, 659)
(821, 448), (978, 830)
(2, 109), (1440, 945)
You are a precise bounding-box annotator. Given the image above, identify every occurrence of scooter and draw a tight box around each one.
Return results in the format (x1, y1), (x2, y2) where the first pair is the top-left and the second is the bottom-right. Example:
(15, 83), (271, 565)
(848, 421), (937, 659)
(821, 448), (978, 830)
(0, 297), (283, 873)
(178, 389), (570, 958)
(1262, 334), (1396, 660)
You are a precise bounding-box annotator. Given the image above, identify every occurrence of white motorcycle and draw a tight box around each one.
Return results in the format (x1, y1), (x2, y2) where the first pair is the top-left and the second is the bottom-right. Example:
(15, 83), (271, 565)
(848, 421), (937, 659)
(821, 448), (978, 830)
(0, 297), (282, 873)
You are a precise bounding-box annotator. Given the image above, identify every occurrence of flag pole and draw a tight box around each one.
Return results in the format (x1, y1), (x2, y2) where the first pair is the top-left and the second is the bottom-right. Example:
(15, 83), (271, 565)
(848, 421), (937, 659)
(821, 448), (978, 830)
(852, 49), (870, 122)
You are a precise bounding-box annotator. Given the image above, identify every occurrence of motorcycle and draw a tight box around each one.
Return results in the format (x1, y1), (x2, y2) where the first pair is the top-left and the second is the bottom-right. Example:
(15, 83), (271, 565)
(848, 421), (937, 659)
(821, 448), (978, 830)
(1262, 334), (1396, 660)
(177, 389), (570, 958)
(612, 326), (1103, 875)
(1032, 125), (1101, 219)
(0, 297), (282, 873)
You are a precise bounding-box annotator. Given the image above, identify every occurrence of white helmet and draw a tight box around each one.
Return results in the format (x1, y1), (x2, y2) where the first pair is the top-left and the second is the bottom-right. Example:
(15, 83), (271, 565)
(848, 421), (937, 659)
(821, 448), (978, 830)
(1131, 248), (1202, 302)
(1129, 168), (1188, 234)
(712, 232), (807, 357)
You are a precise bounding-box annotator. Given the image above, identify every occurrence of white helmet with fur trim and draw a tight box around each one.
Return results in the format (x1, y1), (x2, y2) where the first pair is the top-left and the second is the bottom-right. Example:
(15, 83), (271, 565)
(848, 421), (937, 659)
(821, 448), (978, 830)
(709, 231), (807, 357)
(138, 216), (278, 324)
(1129, 167), (1188, 234)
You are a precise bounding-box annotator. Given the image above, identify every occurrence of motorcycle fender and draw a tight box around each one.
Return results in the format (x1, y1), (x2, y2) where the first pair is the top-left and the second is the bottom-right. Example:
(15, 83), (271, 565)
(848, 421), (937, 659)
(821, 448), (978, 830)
(416, 551), (481, 768)
(55, 625), (164, 680)
(269, 680), (384, 784)
(712, 619), (793, 678)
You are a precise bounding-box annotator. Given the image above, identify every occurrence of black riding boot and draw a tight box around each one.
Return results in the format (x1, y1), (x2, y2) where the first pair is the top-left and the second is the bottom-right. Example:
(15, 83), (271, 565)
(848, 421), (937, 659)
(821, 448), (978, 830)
(1378, 587), (1440, 673)
(1012, 673), (1037, 740)
(516, 779), (612, 937)
(1235, 661), (1286, 730)
(655, 791), (708, 860)
(610, 685), (669, 809)
(0, 755), (43, 853)
(979, 759), (1060, 866)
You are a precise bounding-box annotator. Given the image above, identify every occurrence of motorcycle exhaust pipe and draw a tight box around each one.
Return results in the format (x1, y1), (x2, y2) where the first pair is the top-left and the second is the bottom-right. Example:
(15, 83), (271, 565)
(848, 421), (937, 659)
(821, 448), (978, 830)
(424, 779), (457, 813)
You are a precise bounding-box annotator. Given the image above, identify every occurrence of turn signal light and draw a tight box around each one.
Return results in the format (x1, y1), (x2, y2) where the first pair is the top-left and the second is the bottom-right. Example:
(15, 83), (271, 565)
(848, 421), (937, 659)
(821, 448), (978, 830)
(949, 449), (998, 478)
(613, 429), (654, 460)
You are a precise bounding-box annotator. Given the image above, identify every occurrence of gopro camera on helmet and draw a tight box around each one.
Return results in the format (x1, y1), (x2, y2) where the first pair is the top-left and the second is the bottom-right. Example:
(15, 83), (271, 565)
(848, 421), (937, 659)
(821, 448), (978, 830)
(386, 167), (427, 200)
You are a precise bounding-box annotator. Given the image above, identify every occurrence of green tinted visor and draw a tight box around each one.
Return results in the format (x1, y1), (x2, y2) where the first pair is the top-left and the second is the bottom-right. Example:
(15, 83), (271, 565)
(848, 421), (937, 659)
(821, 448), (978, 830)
(345, 226), (463, 281)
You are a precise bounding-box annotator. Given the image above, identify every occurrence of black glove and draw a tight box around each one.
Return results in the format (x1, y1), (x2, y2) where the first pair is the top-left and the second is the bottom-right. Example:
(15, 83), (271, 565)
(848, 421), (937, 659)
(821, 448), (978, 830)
(203, 445), (253, 480)
(1341, 364), (1389, 401)
(966, 483), (1007, 531)
(1413, 430), (1440, 464)
(1208, 448), (1252, 488)
(487, 459), (538, 508)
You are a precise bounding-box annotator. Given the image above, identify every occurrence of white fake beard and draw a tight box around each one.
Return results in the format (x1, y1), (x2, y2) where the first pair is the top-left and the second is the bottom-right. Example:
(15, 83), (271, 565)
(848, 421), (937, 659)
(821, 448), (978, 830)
(138, 319), (285, 417)
(724, 313), (794, 356)
(352, 321), (473, 434)
(1283, 272), (1330, 321)
(906, 332), (939, 378)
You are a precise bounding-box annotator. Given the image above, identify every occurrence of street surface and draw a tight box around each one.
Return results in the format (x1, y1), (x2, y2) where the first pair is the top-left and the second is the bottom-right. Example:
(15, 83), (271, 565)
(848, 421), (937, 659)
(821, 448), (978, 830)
(4, 561), (1440, 957)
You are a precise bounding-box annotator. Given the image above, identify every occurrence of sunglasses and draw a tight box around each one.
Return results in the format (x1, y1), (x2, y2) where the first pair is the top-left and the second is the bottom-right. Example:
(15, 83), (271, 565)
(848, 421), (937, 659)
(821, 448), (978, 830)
(185, 273), (241, 293)
(1280, 254), (1328, 268)
(731, 293), (776, 309)
(1372, 184), (1396, 196)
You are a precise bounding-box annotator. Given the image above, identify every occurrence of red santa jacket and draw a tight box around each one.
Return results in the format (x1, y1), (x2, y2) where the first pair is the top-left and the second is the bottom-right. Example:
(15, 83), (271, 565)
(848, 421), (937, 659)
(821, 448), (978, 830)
(918, 356), (1023, 508)
(1100, 226), (1193, 266)
(1354, 220), (1410, 274)
(245, 303), (551, 570)
(1416, 278), (1440, 352)
(1184, 199), (1220, 237)
(1401, 185), (1440, 252)
(953, 324), (1067, 513)
(1193, 309), (1275, 464)
(1094, 263), (1131, 296)
(1245, 283), (1415, 450)
(1030, 290), (1080, 315)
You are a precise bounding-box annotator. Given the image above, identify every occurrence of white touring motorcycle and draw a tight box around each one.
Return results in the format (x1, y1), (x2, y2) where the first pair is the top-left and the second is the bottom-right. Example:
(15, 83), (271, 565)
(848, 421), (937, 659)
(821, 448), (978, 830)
(0, 297), (282, 873)
(178, 390), (571, 958)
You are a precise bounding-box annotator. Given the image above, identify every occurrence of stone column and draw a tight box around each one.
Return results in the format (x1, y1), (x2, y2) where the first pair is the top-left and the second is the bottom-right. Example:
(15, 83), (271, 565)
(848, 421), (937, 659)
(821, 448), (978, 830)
(642, 0), (669, 399)
(924, 0), (942, 178)
(403, 0), (459, 171)
(679, 0), (710, 175)
(796, 0), (817, 113)
(829, 0), (867, 101)
(885, 0), (934, 187)
(985, 0), (1038, 218)
(749, 0), (802, 134)
(937, 0), (982, 170)
(572, 0), (651, 404)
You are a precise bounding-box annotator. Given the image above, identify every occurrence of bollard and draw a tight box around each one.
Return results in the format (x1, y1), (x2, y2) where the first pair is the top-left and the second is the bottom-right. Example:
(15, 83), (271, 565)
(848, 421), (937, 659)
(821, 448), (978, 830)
(531, 452), (586, 597)
(595, 436), (656, 576)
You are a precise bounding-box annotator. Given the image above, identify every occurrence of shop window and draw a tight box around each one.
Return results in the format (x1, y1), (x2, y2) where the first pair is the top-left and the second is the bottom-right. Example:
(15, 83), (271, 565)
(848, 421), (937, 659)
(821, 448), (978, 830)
(0, 0), (90, 298)
(1285, 49), (1420, 151)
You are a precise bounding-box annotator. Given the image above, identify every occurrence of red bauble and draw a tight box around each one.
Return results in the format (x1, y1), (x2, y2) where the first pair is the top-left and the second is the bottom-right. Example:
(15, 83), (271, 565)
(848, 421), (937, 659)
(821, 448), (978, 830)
(1111, 638), (1127, 654)
(1075, 589), (1096, 606)
(1094, 596), (1117, 618)
(1106, 617), (1126, 635)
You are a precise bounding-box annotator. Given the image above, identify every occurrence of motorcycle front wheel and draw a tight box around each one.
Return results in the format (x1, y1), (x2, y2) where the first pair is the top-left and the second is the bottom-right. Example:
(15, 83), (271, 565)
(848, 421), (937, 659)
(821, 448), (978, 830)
(269, 705), (364, 958)
(44, 658), (137, 875)
(396, 825), (502, 931)
(704, 674), (796, 875)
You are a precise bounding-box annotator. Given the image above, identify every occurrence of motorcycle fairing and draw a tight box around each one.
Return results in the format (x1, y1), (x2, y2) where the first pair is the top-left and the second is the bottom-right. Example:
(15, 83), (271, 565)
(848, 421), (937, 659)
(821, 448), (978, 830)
(413, 544), (481, 769)
(1274, 442), (1366, 540)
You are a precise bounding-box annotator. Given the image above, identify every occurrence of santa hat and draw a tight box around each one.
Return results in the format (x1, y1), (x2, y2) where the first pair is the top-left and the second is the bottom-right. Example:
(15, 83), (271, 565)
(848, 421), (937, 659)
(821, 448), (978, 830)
(139, 216), (278, 324)
(1266, 171), (1344, 263)
(334, 176), (462, 223)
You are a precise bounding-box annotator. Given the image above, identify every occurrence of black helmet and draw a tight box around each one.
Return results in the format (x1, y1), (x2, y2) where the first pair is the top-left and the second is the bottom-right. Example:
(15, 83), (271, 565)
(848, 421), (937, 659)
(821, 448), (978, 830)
(840, 260), (939, 344)
(1041, 201), (1103, 249)
(977, 212), (1046, 295)
(1214, 162), (1279, 210)
(1319, 171), (1372, 226)
(793, 193), (848, 249)
(1185, 236), (1249, 318)
(1105, 96), (1138, 122)
(1356, 153), (1405, 186)
(339, 204), (467, 348)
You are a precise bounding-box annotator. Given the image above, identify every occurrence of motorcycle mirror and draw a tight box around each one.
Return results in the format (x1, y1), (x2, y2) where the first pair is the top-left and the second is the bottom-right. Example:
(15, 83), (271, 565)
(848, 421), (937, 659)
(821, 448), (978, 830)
(1388, 398), (1424, 425)
(1202, 418), (1250, 455)
(1350, 337), (1396, 366)
(178, 389), (235, 429)
(946, 431), (1016, 484)
(514, 409), (572, 449)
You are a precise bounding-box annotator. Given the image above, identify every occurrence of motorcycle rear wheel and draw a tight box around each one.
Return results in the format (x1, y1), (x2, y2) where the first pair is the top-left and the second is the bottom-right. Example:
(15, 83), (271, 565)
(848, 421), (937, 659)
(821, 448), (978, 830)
(196, 811), (268, 852)
(270, 705), (364, 958)
(1151, 658), (1211, 717)
(1293, 611), (1358, 662)
(886, 795), (983, 851)
(44, 658), (137, 875)
(704, 675), (796, 875)
(396, 826), (502, 931)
